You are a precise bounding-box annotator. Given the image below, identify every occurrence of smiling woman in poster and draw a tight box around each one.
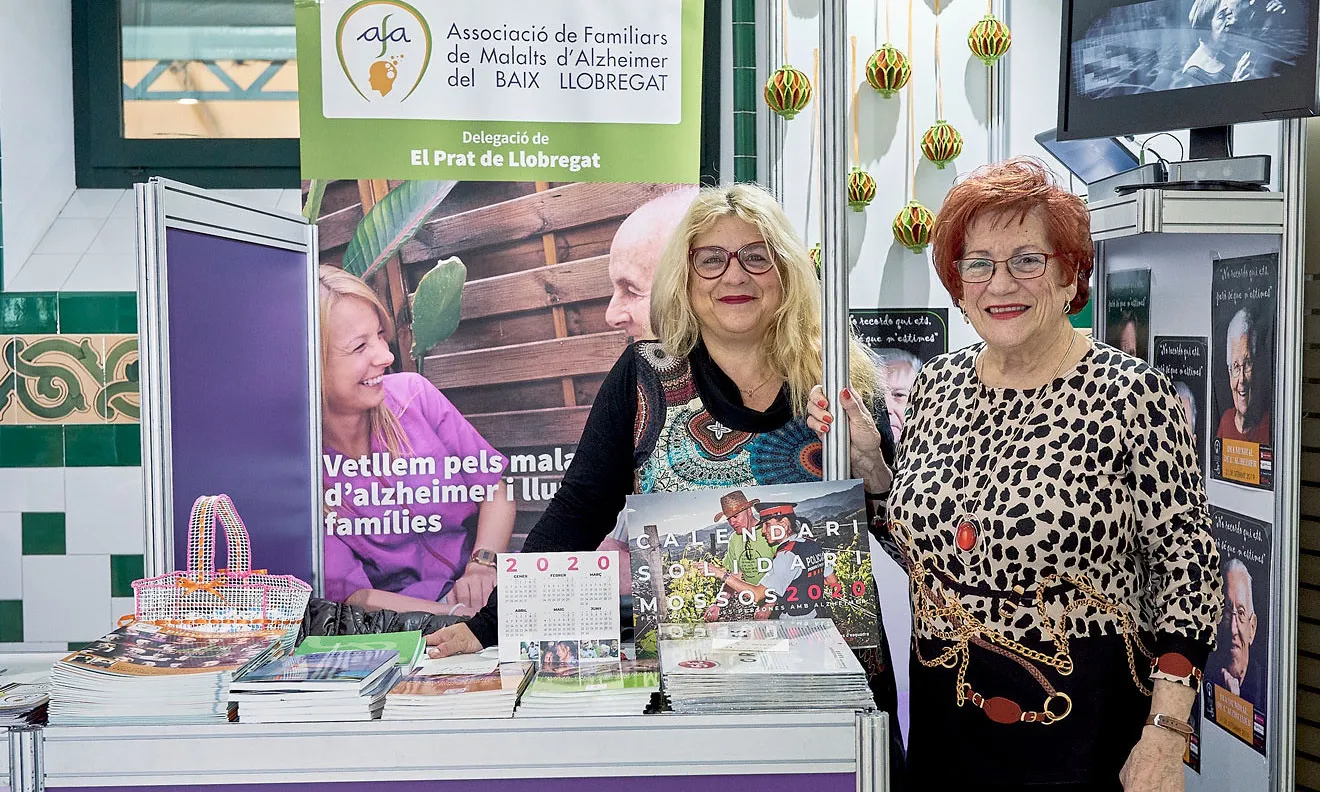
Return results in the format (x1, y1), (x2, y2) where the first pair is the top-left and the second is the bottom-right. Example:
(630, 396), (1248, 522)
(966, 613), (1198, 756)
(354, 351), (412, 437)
(318, 266), (514, 616)
(813, 159), (1223, 791)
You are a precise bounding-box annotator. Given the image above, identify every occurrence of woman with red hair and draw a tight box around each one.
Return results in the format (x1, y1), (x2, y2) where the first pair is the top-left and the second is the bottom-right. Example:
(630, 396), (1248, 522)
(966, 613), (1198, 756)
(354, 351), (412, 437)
(810, 158), (1222, 790)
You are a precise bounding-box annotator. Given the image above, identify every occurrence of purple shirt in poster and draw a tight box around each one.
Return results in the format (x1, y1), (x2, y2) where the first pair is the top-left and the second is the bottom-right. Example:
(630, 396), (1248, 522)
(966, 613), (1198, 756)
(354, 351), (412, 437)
(323, 373), (506, 602)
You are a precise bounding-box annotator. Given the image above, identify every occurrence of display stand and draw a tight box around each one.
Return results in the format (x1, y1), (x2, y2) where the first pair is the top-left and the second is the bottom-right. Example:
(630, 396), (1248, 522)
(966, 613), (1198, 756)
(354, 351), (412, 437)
(1091, 162), (1302, 792)
(5, 713), (888, 791)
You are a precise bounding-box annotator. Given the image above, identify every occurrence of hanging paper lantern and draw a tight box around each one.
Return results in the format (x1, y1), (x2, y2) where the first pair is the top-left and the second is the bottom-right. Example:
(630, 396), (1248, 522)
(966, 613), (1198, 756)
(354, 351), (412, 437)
(921, 119), (964, 169)
(809, 243), (822, 278)
(763, 65), (812, 120)
(865, 43), (911, 98)
(968, 14), (1012, 67)
(893, 200), (935, 253)
(847, 167), (877, 212)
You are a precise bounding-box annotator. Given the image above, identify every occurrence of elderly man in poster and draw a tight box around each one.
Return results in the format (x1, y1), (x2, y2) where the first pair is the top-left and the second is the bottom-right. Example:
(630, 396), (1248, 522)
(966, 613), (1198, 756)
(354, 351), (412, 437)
(603, 186), (701, 341)
(1216, 307), (1271, 444)
(1220, 558), (1263, 706)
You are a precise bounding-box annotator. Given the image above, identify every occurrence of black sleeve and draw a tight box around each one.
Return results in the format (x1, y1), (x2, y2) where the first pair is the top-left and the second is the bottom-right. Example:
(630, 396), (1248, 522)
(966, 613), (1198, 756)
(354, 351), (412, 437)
(873, 399), (897, 467)
(863, 397), (899, 544)
(465, 347), (641, 646)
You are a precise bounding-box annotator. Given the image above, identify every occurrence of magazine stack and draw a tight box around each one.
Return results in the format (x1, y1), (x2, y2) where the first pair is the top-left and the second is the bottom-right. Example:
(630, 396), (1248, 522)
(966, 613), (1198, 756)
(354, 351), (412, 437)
(381, 663), (535, 720)
(47, 622), (282, 726)
(658, 620), (873, 714)
(230, 650), (401, 723)
(0, 683), (50, 727)
(516, 659), (660, 717)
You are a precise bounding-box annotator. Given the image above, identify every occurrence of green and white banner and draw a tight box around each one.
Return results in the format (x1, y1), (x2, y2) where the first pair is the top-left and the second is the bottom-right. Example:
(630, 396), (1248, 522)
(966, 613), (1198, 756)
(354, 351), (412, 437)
(295, 0), (703, 613)
(296, 0), (703, 182)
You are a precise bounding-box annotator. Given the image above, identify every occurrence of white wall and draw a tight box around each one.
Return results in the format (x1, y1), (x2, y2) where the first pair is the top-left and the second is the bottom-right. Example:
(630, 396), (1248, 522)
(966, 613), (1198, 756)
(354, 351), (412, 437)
(0, 0), (76, 288)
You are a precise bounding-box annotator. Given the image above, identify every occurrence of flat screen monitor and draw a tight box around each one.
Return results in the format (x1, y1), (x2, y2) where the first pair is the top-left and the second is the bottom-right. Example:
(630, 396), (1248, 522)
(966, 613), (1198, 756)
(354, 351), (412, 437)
(1035, 127), (1141, 183)
(1058, 0), (1320, 142)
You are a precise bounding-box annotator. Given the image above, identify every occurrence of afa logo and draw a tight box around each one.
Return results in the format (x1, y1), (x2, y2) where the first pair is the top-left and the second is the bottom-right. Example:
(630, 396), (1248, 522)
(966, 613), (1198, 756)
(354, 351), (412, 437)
(335, 0), (432, 102)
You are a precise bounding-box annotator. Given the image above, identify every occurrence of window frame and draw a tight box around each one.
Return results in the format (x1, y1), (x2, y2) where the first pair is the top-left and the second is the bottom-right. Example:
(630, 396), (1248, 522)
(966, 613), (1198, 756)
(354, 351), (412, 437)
(73, 0), (720, 189)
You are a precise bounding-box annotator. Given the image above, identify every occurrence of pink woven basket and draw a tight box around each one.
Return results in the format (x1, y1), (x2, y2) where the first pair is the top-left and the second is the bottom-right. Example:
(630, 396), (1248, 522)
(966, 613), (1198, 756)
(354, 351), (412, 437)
(132, 494), (311, 649)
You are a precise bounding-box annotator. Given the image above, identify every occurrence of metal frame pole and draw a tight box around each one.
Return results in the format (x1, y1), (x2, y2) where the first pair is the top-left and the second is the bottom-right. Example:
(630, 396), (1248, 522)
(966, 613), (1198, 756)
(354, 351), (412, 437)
(820, 0), (850, 480)
(1271, 115), (1306, 792)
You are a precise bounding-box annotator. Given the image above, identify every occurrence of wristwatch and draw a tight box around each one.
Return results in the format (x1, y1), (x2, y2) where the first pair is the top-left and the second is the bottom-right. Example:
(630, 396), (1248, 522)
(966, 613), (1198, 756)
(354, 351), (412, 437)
(469, 548), (498, 568)
(1145, 713), (1194, 744)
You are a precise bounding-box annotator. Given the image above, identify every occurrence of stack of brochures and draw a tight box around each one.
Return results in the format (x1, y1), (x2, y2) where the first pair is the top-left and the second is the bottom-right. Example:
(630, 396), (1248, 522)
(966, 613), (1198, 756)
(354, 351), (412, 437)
(48, 623), (282, 725)
(516, 659), (659, 717)
(0, 682), (50, 727)
(230, 650), (401, 723)
(381, 663), (535, 720)
(658, 619), (873, 714)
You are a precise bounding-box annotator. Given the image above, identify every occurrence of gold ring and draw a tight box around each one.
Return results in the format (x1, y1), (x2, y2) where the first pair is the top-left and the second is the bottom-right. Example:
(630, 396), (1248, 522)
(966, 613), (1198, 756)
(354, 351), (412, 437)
(1042, 692), (1072, 724)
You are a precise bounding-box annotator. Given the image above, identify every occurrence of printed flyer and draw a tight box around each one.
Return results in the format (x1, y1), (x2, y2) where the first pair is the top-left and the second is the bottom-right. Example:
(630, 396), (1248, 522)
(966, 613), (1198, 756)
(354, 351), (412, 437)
(1203, 507), (1272, 756)
(1209, 254), (1277, 490)
(624, 480), (879, 657)
(848, 308), (948, 444)
(1105, 269), (1151, 362)
(1153, 336), (1208, 476)
(296, 0), (704, 608)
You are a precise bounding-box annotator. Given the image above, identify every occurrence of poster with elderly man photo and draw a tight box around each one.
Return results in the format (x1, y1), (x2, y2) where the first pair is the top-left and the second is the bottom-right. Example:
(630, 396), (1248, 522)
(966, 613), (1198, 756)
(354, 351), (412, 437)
(1210, 253), (1277, 489)
(1154, 336), (1208, 476)
(848, 309), (949, 445)
(1202, 506), (1271, 755)
(1104, 269), (1151, 362)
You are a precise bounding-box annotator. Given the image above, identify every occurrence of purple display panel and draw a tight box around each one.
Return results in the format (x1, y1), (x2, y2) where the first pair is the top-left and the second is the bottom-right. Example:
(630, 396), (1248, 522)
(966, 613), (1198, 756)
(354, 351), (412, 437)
(60, 775), (854, 792)
(165, 227), (314, 581)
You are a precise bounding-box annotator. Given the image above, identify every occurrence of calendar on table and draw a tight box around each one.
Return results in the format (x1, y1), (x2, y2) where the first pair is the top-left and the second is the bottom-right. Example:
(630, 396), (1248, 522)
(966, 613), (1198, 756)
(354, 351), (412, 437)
(496, 551), (621, 665)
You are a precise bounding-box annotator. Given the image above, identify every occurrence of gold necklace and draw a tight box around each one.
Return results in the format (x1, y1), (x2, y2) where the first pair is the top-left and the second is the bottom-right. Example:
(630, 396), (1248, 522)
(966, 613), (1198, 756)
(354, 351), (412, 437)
(738, 371), (781, 398)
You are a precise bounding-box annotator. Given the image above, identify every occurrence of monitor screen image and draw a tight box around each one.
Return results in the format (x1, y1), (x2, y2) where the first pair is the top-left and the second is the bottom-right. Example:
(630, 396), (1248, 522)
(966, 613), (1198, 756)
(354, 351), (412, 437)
(1058, 0), (1320, 140)
(1073, 0), (1309, 98)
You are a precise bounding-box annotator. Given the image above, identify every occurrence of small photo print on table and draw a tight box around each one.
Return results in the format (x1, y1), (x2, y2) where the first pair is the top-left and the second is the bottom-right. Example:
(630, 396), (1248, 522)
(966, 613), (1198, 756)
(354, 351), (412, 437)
(1210, 254), (1277, 490)
(1202, 507), (1271, 756)
(1105, 269), (1151, 362)
(1153, 336), (1208, 477)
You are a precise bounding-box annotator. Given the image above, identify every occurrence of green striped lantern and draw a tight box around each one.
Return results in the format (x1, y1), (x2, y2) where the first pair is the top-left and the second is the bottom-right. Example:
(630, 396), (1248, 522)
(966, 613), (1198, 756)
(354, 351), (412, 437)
(968, 14), (1012, 67)
(865, 43), (911, 98)
(921, 119), (964, 169)
(848, 167), (877, 212)
(809, 243), (822, 278)
(892, 200), (935, 253)
(764, 65), (812, 120)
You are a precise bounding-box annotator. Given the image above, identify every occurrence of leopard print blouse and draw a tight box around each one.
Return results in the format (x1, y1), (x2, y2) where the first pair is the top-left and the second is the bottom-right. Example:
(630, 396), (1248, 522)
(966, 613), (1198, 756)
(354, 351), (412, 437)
(887, 341), (1222, 654)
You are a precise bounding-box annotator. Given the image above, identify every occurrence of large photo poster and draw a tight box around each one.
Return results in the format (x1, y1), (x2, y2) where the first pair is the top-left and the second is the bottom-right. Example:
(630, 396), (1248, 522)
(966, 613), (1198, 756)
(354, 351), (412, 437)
(1153, 336), (1208, 476)
(1203, 507), (1272, 756)
(297, 0), (705, 610)
(849, 309), (948, 444)
(623, 480), (879, 657)
(1105, 269), (1150, 361)
(1209, 254), (1277, 490)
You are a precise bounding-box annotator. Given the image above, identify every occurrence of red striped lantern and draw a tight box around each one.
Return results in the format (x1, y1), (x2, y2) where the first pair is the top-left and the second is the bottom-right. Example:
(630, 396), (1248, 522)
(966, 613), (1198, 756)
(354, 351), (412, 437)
(847, 167), (878, 212)
(865, 44), (911, 99)
(893, 200), (935, 253)
(921, 119), (963, 170)
(764, 65), (812, 120)
(968, 14), (1012, 67)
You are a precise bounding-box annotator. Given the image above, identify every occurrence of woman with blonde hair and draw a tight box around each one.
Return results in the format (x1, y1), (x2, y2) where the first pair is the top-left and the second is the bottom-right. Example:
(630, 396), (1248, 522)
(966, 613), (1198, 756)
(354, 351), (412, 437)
(317, 266), (515, 617)
(426, 184), (903, 776)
